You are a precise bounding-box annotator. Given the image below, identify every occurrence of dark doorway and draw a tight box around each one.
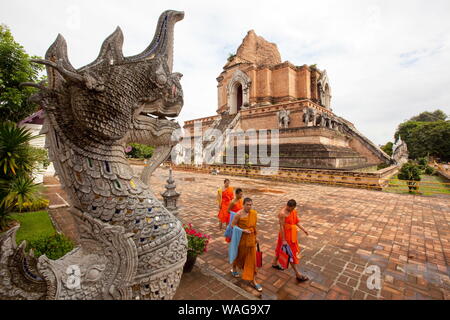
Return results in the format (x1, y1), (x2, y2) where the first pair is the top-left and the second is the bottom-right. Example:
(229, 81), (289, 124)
(236, 83), (243, 112)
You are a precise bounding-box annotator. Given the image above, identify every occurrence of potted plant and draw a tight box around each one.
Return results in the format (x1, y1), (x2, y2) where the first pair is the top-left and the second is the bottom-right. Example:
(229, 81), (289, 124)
(183, 224), (210, 273)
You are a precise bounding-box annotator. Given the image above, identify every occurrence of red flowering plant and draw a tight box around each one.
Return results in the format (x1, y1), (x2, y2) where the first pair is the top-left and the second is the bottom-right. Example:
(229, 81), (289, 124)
(183, 224), (211, 257)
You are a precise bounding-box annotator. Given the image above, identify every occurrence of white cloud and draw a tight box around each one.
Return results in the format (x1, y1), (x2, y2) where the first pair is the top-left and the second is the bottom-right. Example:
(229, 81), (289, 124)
(1, 0), (449, 144)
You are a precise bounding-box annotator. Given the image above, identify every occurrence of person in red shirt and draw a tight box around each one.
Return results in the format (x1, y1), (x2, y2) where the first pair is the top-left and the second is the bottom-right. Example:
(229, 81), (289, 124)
(271, 199), (310, 282)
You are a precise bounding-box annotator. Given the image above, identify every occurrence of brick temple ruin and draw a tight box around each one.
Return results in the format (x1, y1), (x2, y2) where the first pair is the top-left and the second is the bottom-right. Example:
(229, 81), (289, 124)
(183, 30), (390, 170)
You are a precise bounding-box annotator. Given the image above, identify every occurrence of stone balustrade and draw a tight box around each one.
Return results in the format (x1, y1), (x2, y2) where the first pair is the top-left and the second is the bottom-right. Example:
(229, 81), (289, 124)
(184, 115), (220, 126)
(435, 163), (450, 180)
(240, 100), (333, 117)
(170, 163), (399, 191)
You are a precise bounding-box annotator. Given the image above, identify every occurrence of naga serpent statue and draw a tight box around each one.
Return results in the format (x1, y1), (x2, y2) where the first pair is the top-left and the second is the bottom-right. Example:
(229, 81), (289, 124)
(0, 10), (188, 300)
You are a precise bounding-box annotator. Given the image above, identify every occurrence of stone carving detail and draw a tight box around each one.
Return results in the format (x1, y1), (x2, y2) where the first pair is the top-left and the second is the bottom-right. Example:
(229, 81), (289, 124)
(277, 108), (290, 129)
(303, 108), (340, 130)
(302, 108), (315, 127)
(0, 10), (187, 300)
(317, 70), (332, 109)
(322, 114), (332, 129)
(318, 114), (326, 127)
(193, 140), (203, 166)
(172, 143), (186, 165)
(392, 137), (409, 165)
(227, 70), (251, 114)
(161, 168), (181, 216)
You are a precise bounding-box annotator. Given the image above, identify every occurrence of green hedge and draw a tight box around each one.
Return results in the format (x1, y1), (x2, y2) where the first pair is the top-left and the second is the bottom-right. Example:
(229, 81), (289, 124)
(28, 233), (74, 260)
(126, 143), (154, 159)
(398, 161), (421, 192)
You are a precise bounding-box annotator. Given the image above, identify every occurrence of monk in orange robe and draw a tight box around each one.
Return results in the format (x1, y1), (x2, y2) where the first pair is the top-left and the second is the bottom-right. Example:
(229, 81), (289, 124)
(228, 188), (243, 214)
(224, 188), (244, 243)
(272, 199), (310, 282)
(230, 197), (262, 292)
(217, 179), (234, 230)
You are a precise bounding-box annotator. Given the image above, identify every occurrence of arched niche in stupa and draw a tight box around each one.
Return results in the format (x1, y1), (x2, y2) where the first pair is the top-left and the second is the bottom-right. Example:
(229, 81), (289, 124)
(227, 70), (251, 114)
(318, 70), (332, 110)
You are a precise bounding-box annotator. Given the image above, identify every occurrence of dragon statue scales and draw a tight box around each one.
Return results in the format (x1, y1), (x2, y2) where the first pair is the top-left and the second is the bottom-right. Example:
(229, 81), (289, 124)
(0, 10), (188, 300)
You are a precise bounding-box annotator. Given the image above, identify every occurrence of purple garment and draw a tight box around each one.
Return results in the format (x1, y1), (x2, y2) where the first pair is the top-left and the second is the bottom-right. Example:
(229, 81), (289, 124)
(282, 245), (294, 263)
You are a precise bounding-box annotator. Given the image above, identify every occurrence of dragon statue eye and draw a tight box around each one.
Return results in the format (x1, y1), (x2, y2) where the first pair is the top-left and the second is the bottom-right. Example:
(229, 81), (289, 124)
(157, 74), (167, 85)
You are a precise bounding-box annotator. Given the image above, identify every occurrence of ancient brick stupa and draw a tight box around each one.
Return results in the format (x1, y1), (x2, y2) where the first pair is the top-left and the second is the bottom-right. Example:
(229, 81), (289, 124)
(183, 30), (390, 170)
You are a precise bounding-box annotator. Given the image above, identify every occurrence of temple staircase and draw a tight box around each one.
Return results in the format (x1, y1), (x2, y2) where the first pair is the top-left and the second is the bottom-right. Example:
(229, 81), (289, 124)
(202, 113), (241, 163)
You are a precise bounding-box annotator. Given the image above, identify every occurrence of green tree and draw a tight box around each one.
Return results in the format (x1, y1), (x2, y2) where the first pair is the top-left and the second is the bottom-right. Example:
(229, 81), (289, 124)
(395, 110), (450, 162)
(380, 141), (394, 156)
(410, 110), (447, 122)
(0, 24), (44, 123)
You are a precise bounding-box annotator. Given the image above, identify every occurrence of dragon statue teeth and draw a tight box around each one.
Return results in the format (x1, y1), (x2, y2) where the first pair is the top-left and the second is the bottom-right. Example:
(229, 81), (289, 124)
(0, 10), (188, 300)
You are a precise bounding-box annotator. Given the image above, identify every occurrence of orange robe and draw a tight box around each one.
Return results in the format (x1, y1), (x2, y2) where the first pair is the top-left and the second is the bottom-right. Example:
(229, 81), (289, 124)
(275, 209), (301, 265)
(234, 209), (258, 281)
(229, 198), (243, 213)
(218, 187), (234, 224)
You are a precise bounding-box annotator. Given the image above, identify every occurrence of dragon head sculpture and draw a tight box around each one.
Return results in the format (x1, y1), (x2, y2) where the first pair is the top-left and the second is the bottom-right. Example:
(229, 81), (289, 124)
(29, 10), (184, 152)
(1, 10), (188, 300)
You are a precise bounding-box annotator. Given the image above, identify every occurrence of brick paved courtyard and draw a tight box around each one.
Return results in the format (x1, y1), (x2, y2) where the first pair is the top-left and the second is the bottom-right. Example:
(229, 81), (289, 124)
(42, 167), (450, 300)
(147, 166), (450, 300)
(42, 175), (252, 301)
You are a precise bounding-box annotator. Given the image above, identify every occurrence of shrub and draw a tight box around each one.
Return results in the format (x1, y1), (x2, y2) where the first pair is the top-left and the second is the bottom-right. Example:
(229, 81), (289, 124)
(1, 175), (42, 212)
(398, 161), (422, 192)
(28, 146), (50, 169)
(0, 121), (36, 177)
(227, 53), (236, 61)
(21, 198), (49, 212)
(125, 143), (154, 159)
(244, 153), (252, 169)
(398, 161), (421, 181)
(0, 122), (44, 230)
(424, 166), (436, 175)
(417, 157), (428, 170)
(28, 233), (74, 260)
(0, 206), (11, 230)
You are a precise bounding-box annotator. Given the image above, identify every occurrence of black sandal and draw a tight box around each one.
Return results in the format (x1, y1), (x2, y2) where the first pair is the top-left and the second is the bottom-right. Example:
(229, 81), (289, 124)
(296, 274), (309, 282)
(272, 264), (284, 271)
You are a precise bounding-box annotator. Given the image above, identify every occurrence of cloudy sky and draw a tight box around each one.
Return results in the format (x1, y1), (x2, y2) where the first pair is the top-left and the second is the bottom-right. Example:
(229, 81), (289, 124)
(1, 0), (449, 145)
